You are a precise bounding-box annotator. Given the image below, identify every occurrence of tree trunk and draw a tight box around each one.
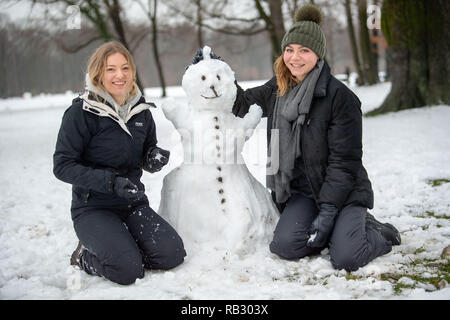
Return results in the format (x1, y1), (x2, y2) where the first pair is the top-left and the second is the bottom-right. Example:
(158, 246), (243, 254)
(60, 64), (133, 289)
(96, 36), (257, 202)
(0, 28), (7, 98)
(106, 0), (127, 45)
(149, 0), (167, 97)
(254, 0), (285, 63)
(344, 0), (365, 85)
(357, 0), (379, 84)
(268, 0), (285, 51)
(80, 0), (114, 40)
(426, 0), (450, 106)
(195, 0), (204, 48)
(367, 0), (450, 115)
(371, 0), (380, 81)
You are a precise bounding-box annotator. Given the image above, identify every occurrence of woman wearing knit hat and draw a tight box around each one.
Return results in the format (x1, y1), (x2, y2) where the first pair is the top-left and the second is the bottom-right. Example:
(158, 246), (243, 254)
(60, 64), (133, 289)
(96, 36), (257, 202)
(232, 4), (401, 272)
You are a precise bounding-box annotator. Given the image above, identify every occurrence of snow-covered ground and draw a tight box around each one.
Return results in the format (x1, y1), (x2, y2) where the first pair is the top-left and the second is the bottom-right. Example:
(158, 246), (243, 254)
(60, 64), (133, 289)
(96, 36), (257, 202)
(0, 81), (449, 300)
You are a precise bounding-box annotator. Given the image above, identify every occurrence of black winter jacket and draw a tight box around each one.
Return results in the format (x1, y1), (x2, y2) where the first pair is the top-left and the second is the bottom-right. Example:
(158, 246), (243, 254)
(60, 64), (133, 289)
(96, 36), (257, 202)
(232, 62), (374, 211)
(53, 93), (158, 211)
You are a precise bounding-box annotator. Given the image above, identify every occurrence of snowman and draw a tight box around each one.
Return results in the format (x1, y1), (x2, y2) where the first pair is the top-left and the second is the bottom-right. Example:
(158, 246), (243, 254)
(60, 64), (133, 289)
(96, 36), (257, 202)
(159, 46), (279, 256)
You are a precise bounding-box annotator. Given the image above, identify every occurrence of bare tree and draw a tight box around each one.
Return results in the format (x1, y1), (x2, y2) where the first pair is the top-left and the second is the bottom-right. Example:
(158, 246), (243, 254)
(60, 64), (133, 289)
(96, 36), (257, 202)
(0, 19), (93, 97)
(136, 0), (167, 97)
(357, 0), (379, 84)
(164, 0), (286, 63)
(35, 0), (145, 90)
(368, 0), (450, 115)
(195, 0), (204, 47)
(254, 0), (285, 62)
(344, 0), (365, 85)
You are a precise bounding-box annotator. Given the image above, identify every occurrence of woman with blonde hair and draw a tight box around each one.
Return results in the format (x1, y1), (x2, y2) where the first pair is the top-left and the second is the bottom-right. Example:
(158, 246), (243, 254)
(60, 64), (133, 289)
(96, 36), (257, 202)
(233, 5), (400, 271)
(53, 41), (186, 285)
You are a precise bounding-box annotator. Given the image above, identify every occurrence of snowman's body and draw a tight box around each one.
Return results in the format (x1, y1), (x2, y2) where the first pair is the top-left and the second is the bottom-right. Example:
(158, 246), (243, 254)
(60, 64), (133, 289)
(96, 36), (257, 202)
(159, 47), (279, 255)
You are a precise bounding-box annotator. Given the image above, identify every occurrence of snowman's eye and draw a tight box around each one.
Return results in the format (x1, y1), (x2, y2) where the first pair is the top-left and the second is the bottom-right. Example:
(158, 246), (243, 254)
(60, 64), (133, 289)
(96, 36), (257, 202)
(217, 75), (221, 80)
(201, 75), (206, 81)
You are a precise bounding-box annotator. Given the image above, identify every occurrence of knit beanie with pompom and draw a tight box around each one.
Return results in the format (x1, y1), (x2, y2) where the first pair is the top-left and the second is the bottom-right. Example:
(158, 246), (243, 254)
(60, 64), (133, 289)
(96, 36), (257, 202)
(281, 4), (326, 59)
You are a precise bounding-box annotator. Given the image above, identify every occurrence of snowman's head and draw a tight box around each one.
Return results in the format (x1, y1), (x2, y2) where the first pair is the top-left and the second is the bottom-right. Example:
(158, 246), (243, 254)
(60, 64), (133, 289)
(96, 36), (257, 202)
(182, 46), (236, 111)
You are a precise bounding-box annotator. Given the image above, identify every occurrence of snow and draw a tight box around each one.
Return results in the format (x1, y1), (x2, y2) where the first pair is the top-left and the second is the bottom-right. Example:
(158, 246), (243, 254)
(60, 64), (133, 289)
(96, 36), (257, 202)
(0, 81), (449, 300)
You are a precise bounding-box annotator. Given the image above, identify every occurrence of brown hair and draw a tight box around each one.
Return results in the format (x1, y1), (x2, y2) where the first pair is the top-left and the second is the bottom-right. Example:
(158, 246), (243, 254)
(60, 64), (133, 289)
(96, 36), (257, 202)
(87, 40), (138, 101)
(273, 54), (299, 96)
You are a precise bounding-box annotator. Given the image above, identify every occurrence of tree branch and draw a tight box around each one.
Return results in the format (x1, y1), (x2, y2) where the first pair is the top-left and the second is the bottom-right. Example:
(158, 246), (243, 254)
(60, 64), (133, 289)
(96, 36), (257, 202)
(56, 34), (102, 53)
(253, 0), (273, 29)
(165, 2), (265, 36)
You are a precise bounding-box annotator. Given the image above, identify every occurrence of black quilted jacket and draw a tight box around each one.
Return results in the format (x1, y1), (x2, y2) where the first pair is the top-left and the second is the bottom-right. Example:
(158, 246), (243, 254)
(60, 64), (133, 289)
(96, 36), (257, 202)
(232, 61), (374, 211)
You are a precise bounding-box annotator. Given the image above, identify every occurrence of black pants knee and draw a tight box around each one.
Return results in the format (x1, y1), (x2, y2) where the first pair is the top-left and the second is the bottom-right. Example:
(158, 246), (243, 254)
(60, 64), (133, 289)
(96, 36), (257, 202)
(269, 194), (322, 259)
(72, 204), (186, 285)
(329, 204), (391, 271)
(269, 194), (392, 271)
(125, 204), (186, 270)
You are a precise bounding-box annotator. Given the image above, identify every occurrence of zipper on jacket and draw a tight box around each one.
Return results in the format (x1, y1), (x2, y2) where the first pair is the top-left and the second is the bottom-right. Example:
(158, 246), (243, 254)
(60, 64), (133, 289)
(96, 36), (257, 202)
(84, 191), (90, 204)
(301, 121), (320, 210)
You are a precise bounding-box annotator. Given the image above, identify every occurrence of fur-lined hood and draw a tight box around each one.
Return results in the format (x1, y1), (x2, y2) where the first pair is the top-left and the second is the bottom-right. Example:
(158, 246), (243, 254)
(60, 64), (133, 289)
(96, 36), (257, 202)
(80, 74), (153, 136)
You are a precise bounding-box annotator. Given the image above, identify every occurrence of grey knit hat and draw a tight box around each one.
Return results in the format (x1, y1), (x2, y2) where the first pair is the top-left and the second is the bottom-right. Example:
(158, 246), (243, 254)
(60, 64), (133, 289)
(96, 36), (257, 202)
(281, 4), (326, 59)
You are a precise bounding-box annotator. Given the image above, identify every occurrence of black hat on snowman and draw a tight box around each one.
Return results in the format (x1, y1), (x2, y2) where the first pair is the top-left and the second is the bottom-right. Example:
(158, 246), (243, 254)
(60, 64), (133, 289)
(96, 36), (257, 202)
(186, 46), (224, 70)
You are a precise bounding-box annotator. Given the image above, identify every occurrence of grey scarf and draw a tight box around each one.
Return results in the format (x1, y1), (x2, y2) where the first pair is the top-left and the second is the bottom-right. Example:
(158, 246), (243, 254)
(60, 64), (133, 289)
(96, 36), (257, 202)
(267, 59), (324, 203)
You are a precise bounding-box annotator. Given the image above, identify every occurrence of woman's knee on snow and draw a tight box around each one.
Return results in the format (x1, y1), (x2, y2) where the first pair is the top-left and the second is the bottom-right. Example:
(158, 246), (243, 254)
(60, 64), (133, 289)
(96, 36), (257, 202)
(104, 251), (144, 285)
(329, 248), (364, 272)
(269, 232), (311, 260)
(141, 232), (186, 270)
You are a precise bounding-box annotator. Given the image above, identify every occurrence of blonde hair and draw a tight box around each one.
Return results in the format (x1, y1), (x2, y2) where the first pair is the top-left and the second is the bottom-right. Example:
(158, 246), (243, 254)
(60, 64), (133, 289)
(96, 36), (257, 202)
(273, 55), (299, 96)
(87, 41), (138, 102)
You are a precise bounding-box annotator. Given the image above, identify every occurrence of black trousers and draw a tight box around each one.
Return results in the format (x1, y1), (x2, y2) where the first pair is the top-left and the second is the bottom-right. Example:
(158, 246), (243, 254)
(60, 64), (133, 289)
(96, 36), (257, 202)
(269, 194), (392, 272)
(72, 203), (186, 285)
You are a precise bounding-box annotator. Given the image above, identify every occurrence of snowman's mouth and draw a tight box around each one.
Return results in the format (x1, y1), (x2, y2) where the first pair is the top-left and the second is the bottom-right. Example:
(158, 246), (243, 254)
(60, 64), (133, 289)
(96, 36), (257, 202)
(201, 86), (221, 99)
(201, 94), (222, 99)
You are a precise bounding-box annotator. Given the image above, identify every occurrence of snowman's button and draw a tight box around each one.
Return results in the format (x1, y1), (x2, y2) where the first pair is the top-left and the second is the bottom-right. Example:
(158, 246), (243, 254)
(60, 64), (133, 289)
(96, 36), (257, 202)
(215, 125), (220, 129)
(214, 116), (218, 122)
(216, 145), (220, 151)
(217, 153), (221, 157)
(215, 135), (220, 140)
(217, 166), (222, 171)
(218, 189), (224, 194)
(217, 177), (223, 183)
(221, 198), (226, 204)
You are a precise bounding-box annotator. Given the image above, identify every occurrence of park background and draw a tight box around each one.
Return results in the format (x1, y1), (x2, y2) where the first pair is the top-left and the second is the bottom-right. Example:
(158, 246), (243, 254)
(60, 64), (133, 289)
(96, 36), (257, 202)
(0, 0), (449, 300)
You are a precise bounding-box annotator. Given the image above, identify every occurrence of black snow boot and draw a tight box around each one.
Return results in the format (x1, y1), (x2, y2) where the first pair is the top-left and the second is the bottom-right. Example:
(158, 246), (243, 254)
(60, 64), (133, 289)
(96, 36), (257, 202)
(366, 213), (401, 246)
(70, 241), (84, 267)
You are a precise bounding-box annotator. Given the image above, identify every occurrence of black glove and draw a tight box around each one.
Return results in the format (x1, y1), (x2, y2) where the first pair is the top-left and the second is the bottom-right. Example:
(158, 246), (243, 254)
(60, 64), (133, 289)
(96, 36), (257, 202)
(145, 147), (170, 173)
(113, 176), (144, 201)
(307, 203), (339, 248)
